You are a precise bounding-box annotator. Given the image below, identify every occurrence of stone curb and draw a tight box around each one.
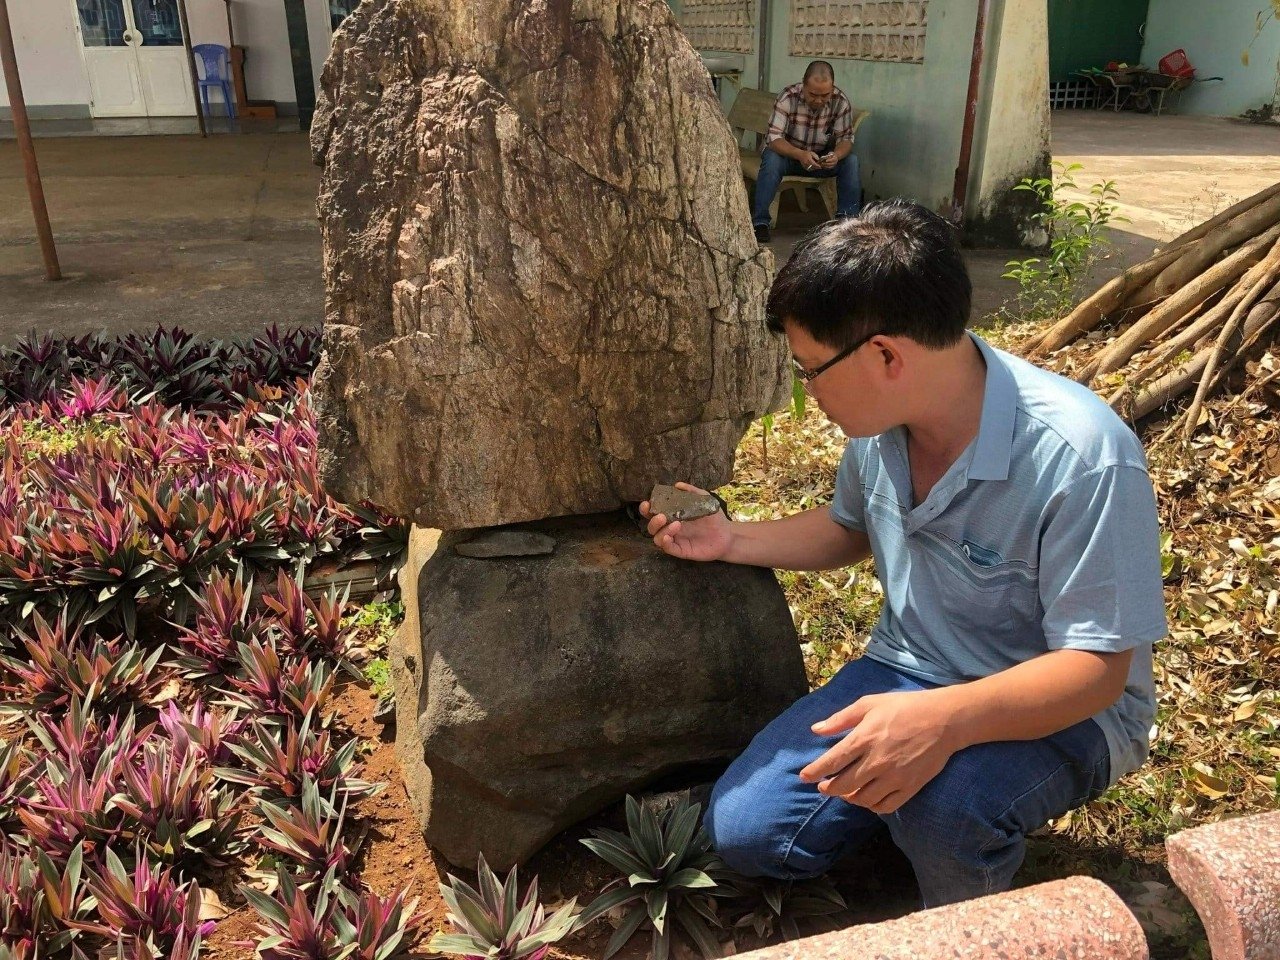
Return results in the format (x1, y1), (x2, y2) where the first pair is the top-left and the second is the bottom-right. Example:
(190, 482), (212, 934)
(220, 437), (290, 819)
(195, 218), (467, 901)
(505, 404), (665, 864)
(1167, 810), (1280, 960)
(732, 876), (1148, 960)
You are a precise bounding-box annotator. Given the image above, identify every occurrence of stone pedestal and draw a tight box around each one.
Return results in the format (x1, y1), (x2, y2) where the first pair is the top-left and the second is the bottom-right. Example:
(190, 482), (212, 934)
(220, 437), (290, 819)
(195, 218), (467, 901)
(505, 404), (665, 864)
(391, 513), (807, 869)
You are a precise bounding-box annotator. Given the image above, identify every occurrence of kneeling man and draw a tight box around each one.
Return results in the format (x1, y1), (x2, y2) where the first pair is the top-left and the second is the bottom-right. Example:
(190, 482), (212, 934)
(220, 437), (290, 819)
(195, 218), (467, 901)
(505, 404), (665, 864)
(643, 200), (1166, 907)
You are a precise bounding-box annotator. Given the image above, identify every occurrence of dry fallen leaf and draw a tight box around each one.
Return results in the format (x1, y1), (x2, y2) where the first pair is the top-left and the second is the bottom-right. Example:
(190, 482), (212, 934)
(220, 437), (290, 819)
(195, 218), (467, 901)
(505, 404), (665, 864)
(199, 887), (231, 922)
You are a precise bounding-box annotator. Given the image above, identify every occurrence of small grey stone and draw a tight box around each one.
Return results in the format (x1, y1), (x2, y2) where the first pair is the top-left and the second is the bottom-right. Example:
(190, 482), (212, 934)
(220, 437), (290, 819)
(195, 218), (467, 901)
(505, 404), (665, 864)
(649, 484), (722, 521)
(455, 530), (556, 559)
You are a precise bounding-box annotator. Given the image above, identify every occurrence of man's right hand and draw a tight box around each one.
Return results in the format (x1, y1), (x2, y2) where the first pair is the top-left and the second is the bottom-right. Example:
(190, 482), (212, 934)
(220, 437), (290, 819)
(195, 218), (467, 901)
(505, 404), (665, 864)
(640, 482), (734, 562)
(800, 150), (823, 171)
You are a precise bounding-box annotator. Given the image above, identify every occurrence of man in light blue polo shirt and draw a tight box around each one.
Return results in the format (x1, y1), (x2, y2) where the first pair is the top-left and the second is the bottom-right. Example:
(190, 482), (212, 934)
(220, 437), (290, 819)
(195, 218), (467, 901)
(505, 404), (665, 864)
(641, 199), (1166, 907)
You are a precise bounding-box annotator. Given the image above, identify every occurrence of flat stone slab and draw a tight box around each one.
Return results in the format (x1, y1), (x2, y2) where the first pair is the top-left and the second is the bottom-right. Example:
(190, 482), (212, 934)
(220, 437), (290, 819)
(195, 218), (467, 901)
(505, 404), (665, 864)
(1167, 810), (1280, 960)
(454, 530), (556, 559)
(648, 484), (722, 521)
(732, 877), (1148, 960)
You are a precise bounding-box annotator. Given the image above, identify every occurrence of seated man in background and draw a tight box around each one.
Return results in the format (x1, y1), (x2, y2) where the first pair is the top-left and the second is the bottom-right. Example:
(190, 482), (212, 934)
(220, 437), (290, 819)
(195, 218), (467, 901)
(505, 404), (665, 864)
(752, 60), (862, 244)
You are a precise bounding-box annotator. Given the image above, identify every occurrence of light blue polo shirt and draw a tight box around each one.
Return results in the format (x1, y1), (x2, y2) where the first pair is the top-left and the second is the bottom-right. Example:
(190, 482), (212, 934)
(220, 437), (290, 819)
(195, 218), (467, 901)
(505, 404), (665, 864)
(829, 333), (1167, 782)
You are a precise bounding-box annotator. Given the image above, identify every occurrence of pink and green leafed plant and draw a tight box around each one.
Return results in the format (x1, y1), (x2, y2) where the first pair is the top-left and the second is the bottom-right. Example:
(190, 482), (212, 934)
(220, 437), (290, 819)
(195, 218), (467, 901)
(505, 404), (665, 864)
(261, 570), (351, 663)
(215, 712), (379, 808)
(0, 739), (35, 838)
(171, 567), (263, 677)
(428, 855), (579, 960)
(155, 698), (244, 768)
(255, 776), (356, 886)
(56, 377), (127, 420)
(17, 719), (145, 861)
(220, 638), (336, 723)
(74, 845), (213, 960)
(0, 843), (94, 958)
(113, 734), (244, 866)
(241, 868), (429, 960)
(0, 615), (166, 714)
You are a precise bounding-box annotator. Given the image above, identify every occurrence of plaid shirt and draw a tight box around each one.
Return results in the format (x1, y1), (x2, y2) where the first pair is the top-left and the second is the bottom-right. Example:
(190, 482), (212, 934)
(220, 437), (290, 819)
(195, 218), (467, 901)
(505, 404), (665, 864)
(765, 81), (854, 154)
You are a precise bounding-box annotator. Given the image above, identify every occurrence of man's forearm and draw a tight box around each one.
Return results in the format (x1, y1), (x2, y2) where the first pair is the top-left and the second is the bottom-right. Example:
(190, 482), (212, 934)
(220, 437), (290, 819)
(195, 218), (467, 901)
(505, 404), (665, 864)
(934, 648), (1134, 752)
(768, 138), (803, 161)
(722, 506), (870, 571)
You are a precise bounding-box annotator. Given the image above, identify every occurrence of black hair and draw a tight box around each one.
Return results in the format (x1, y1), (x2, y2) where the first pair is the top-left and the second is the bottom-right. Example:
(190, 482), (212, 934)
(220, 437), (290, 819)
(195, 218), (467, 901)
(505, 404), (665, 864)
(766, 199), (972, 350)
(803, 60), (835, 83)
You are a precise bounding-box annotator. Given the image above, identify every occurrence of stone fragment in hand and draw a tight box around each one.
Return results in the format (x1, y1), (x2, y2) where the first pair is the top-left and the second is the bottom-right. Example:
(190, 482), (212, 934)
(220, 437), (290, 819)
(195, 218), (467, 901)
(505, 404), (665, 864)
(648, 484), (721, 522)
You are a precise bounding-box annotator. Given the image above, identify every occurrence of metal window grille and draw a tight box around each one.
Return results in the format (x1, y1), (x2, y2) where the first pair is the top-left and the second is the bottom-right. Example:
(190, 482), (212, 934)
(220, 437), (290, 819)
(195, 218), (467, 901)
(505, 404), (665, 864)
(788, 1), (928, 63)
(1049, 80), (1098, 110)
(679, 0), (757, 54)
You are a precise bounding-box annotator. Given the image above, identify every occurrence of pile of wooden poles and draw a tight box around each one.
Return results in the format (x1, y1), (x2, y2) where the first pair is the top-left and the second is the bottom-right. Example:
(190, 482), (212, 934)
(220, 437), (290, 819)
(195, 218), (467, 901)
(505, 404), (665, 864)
(1022, 181), (1280, 438)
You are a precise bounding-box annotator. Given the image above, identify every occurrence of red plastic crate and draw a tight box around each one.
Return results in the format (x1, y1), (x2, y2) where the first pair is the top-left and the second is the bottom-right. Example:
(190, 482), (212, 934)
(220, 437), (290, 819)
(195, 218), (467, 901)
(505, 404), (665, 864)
(1159, 48), (1196, 79)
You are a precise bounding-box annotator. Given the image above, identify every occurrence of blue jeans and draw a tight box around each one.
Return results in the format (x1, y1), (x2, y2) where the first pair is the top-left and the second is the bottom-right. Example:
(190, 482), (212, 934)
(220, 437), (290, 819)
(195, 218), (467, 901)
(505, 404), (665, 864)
(705, 657), (1111, 907)
(751, 148), (862, 228)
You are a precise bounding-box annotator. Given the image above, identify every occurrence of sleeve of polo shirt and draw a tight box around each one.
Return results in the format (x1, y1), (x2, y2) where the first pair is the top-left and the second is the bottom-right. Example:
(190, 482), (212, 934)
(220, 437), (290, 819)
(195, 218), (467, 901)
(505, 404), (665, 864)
(1039, 464), (1168, 652)
(765, 91), (792, 145)
(827, 440), (867, 531)
(832, 97), (854, 143)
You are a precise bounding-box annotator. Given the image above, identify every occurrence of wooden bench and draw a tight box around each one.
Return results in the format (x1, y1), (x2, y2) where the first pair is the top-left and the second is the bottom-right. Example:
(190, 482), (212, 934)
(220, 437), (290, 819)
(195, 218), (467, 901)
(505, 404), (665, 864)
(727, 87), (870, 227)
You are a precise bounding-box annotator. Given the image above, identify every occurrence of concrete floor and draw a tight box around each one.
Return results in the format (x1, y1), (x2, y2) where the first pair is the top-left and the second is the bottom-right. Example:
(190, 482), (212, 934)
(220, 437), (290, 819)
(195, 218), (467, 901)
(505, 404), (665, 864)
(2, 111), (1280, 343)
(0, 131), (322, 341)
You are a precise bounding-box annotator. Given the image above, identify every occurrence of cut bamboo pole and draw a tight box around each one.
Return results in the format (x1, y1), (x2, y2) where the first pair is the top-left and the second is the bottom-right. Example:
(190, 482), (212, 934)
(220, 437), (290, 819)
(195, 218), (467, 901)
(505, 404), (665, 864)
(1159, 181), (1280, 254)
(1024, 243), (1186, 358)
(1125, 279), (1280, 420)
(1181, 253), (1280, 439)
(1124, 249), (1280, 389)
(1133, 190), (1280, 305)
(1082, 222), (1280, 383)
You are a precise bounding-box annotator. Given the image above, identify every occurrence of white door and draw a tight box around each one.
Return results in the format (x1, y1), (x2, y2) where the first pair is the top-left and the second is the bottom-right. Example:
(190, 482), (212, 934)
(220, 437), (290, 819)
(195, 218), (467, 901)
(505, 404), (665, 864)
(74, 0), (194, 117)
(76, 0), (147, 117)
(128, 0), (196, 116)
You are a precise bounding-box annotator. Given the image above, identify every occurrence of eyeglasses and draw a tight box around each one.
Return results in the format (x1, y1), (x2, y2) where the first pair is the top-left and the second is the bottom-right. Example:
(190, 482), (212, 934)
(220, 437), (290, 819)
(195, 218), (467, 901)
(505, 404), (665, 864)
(791, 331), (879, 384)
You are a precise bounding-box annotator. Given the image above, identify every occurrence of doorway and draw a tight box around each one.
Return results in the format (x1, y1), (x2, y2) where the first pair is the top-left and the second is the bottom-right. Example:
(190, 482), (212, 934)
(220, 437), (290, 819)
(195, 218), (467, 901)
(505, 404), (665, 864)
(74, 0), (196, 117)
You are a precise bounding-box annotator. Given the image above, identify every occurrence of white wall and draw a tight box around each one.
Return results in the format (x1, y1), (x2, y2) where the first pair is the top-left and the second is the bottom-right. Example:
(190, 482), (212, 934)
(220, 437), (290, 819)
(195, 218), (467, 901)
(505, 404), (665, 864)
(0, 0), (333, 117)
(224, 0), (302, 110)
(1142, 0), (1280, 117)
(0, 0), (91, 113)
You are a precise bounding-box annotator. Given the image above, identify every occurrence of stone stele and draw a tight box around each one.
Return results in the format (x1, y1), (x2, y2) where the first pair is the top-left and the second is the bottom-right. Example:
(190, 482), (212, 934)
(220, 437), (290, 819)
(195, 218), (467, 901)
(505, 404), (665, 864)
(310, 0), (788, 529)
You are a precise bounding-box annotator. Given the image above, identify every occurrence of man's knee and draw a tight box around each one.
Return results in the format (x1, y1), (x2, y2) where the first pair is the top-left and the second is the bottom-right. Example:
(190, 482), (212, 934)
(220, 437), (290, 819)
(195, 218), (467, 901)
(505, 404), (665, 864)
(704, 777), (791, 879)
(884, 752), (1005, 863)
(759, 148), (788, 175)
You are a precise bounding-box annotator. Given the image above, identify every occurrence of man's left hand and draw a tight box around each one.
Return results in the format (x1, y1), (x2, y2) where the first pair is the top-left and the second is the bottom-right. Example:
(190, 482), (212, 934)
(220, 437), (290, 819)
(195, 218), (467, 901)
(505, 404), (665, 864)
(820, 152), (839, 169)
(799, 688), (961, 814)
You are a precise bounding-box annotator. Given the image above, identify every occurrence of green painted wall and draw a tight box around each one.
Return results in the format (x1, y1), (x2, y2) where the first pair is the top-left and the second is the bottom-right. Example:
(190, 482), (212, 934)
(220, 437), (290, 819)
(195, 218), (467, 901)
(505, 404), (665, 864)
(1141, 0), (1280, 116)
(1048, 0), (1149, 82)
(666, 0), (761, 117)
(762, 0), (977, 213)
(667, 0), (1048, 242)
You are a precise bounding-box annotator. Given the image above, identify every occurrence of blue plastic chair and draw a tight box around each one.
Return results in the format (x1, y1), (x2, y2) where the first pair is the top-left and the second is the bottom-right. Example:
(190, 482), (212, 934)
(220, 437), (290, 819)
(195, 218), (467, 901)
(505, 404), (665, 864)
(192, 44), (236, 120)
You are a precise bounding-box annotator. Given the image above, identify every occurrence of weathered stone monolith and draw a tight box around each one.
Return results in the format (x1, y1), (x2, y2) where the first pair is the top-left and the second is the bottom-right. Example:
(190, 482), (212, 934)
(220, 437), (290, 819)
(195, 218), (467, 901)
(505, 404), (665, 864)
(311, 0), (788, 530)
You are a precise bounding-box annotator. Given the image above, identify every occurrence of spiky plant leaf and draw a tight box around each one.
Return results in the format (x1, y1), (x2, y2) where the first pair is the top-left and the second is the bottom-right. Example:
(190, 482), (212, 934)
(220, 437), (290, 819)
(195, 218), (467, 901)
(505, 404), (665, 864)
(428, 855), (577, 960)
(580, 796), (729, 960)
